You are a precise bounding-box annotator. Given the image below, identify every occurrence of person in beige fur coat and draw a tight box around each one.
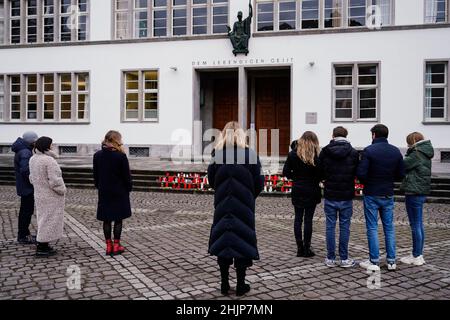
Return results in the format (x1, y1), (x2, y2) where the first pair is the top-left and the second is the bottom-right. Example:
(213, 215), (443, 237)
(29, 136), (66, 257)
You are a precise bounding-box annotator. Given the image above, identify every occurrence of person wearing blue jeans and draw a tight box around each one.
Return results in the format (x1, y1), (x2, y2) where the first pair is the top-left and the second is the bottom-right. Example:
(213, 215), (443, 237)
(400, 132), (434, 266)
(357, 124), (404, 271)
(318, 126), (359, 268)
(363, 196), (396, 265)
(324, 200), (353, 264)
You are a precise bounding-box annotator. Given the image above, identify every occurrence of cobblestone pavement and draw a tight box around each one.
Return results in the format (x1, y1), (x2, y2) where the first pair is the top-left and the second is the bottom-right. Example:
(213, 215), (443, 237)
(1, 185), (450, 300)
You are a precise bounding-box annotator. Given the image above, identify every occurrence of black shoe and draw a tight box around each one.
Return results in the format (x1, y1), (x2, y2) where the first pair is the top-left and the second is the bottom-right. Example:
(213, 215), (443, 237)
(236, 284), (251, 296)
(296, 244), (305, 257)
(18, 235), (36, 245)
(36, 244), (57, 257)
(303, 247), (315, 257)
(221, 280), (230, 295)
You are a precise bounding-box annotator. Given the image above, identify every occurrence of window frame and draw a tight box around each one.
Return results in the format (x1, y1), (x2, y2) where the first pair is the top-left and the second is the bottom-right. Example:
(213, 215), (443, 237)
(121, 69), (160, 123)
(172, 0), (188, 36)
(0, 74), (4, 120)
(0, 71), (90, 123)
(423, 59), (450, 123)
(424, 0), (449, 24)
(191, 0), (208, 35)
(332, 61), (381, 123)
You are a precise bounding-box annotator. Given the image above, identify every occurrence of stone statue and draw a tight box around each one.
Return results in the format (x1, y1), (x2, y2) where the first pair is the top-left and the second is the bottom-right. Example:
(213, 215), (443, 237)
(227, 1), (253, 56)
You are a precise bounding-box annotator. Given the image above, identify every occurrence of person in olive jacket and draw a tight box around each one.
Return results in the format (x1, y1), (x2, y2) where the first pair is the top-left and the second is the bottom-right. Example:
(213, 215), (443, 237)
(93, 130), (132, 257)
(400, 132), (434, 266)
(283, 131), (321, 258)
(208, 121), (264, 297)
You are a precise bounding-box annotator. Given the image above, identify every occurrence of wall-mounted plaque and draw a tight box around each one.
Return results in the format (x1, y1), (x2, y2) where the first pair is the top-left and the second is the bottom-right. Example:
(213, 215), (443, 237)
(305, 112), (318, 124)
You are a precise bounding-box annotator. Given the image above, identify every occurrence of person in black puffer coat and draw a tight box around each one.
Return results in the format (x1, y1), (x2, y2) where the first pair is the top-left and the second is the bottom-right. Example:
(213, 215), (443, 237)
(208, 121), (264, 297)
(283, 131), (321, 258)
(318, 126), (359, 268)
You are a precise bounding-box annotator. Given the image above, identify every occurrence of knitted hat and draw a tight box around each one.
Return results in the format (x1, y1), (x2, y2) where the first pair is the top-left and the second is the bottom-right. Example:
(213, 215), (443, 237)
(22, 131), (38, 144)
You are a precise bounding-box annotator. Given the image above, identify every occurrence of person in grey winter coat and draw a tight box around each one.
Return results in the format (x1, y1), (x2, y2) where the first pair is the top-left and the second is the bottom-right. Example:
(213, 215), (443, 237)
(12, 131), (38, 244)
(29, 137), (66, 257)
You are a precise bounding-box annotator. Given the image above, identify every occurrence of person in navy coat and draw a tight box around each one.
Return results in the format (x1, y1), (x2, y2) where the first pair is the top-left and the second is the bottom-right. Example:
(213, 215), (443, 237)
(207, 121), (264, 297)
(93, 130), (132, 257)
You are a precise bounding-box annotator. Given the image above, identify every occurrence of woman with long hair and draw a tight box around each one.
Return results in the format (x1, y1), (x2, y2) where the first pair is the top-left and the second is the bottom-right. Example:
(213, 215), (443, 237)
(282, 131), (322, 258)
(29, 136), (66, 256)
(93, 130), (132, 256)
(208, 121), (264, 297)
(400, 132), (434, 266)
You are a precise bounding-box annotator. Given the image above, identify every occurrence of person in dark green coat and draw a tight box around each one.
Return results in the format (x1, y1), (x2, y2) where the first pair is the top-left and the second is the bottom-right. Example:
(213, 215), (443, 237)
(400, 132), (434, 267)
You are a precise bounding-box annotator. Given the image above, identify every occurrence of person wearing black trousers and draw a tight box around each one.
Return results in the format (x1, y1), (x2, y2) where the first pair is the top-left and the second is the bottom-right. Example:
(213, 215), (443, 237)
(283, 131), (322, 258)
(12, 131), (39, 245)
(93, 130), (132, 256)
(208, 121), (264, 297)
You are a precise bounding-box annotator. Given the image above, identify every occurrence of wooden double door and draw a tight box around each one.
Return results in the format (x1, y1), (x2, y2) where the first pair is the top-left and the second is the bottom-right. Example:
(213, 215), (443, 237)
(212, 75), (290, 156)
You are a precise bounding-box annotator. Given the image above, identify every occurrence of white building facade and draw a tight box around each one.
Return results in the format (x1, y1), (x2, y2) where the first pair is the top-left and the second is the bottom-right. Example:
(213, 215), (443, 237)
(0, 0), (449, 164)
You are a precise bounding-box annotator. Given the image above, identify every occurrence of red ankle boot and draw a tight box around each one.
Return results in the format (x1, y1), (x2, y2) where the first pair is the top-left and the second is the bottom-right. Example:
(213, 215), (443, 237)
(106, 239), (113, 256)
(113, 239), (125, 256)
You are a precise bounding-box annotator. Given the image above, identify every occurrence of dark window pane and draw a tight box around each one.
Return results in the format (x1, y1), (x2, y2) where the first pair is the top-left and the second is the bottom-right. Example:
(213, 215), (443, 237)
(360, 89), (376, 99)
(336, 109), (352, 118)
(360, 109), (376, 119)
(193, 26), (207, 34)
(430, 109), (445, 118)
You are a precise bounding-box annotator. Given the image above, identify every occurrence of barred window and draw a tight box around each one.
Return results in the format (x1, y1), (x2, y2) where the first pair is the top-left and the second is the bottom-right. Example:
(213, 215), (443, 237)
(192, 0), (208, 35)
(425, 0), (448, 23)
(425, 62), (448, 121)
(123, 70), (159, 121)
(333, 63), (379, 121)
(257, 1), (274, 31)
(302, 0), (319, 29)
(153, 0), (167, 36)
(173, 0), (187, 36)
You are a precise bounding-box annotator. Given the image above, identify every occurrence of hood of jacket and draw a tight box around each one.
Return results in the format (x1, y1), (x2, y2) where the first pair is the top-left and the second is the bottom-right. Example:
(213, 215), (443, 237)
(411, 140), (434, 159)
(323, 139), (353, 160)
(11, 137), (32, 153)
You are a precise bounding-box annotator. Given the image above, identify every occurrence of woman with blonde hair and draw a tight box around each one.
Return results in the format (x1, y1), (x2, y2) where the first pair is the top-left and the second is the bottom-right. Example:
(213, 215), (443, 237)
(283, 131), (322, 258)
(208, 121), (264, 297)
(93, 130), (132, 256)
(400, 132), (434, 266)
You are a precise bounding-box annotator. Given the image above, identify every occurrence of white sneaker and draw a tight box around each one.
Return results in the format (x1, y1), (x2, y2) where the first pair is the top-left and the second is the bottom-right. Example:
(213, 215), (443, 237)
(400, 255), (416, 265)
(359, 259), (380, 271)
(413, 255), (426, 266)
(340, 259), (356, 268)
(325, 258), (337, 267)
(387, 262), (397, 271)
(400, 255), (426, 266)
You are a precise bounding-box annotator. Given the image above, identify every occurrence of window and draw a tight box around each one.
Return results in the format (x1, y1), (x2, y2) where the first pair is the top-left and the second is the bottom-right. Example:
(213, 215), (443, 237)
(324, 0), (343, 28)
(153, 0), (168, 36)
(173, 0), (187, 35)
(348, 0), (366, 26)
(60, 0), (72, 41)
(26, 74), (38, 119)
(76, 73), (88, 120)
(1, 72), (89, 123)
(43, 0), (55, 42)
(279, 1), (296, 30)
(425, 62), (448, 121)
(10, 0), (21, 43)
(10, 75), (21, 120)
(333, 63), (379, 121)
(77, 0), (89, 40)
(26, 0), (38, 43)
(115, 0), (130, 39)
(425, 0), (448, 23)
(371, 0), (393, 26)
(123, 70), (159, 121)
(0, 0), (5, 44)
(301, 0), (319, 29)
(212, 0), (228, 34)
(60, 73), (72, 119)
(43, 74), (54, 120)
(257, 1), (274, 31)
(192, 0), (208, 35)
(0, 75), (4, 120)
(134, 0), (148, 38)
